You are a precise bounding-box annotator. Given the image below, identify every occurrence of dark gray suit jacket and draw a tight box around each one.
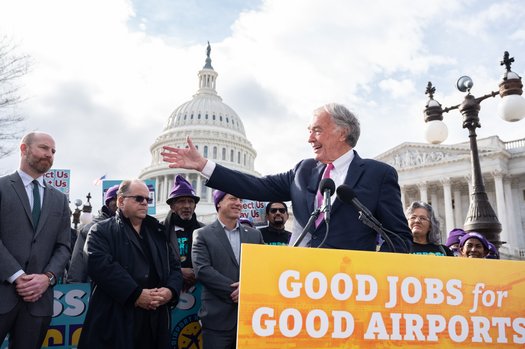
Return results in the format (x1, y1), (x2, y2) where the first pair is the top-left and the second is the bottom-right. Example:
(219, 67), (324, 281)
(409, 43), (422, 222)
(192, 220), (264, 331)
(0, 172), (71, 316)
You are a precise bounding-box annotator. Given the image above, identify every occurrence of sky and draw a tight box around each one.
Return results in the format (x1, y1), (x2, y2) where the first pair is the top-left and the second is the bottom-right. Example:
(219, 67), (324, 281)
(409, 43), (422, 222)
(0, 0), (524, 210)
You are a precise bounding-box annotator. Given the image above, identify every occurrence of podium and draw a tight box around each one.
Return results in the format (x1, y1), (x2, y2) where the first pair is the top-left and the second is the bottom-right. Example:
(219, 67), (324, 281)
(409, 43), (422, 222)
(237, 244), (525, 348)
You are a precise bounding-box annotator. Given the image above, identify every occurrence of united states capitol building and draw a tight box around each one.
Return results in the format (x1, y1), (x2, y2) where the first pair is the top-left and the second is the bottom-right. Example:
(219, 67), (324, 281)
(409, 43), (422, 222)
(139, 45), (259, 223)
(140, 45), (525, 260)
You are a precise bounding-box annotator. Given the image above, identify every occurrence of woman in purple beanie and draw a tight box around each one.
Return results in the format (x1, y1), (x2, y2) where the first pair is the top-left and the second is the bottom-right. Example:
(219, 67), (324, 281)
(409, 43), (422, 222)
(458, 232), (490, 258)
(445, 228), (466, 257)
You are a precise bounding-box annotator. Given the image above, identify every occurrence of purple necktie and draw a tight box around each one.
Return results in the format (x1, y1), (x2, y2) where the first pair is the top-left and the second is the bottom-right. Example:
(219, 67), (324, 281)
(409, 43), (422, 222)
(315, 163), (334, 227)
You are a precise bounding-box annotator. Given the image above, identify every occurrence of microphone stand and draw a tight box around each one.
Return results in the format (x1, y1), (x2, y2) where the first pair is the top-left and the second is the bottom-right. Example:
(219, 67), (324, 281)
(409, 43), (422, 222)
(357, 211), (396, 253)
(292, 207), (321, 247)
(317, 206), (331, 249)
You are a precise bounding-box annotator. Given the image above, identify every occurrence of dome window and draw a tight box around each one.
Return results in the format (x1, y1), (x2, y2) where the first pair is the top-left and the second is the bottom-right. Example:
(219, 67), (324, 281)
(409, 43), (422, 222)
(184, 115), (187, 120)
(226, 118), (229, 123)
(213, 115), (216, 120)
(220, 116), (223, 121)
(198, 114), (201, 119)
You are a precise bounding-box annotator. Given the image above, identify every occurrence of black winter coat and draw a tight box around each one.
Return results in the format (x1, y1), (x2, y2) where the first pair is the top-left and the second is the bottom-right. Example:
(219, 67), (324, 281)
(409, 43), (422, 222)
(78, 212), (183, 349)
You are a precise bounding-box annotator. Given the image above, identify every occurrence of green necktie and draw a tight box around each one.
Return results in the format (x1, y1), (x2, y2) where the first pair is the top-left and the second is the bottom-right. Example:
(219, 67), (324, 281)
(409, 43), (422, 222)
(32, 179), (41, 229)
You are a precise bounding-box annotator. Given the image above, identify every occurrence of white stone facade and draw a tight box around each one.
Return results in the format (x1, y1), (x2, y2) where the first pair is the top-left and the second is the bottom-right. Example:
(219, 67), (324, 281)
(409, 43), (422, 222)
(375, 136), (525, 260)
(139, 47), (258, 223)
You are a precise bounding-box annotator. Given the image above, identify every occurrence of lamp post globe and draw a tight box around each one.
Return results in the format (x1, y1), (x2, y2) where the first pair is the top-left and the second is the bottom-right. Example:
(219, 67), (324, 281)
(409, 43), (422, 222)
(498, 94), (525, 122)
(425, 119), (448, 144)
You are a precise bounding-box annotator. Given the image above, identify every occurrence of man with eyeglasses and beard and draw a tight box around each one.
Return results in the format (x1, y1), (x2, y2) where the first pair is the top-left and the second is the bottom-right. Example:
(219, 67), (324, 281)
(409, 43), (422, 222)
(259, 202), (292, 246)
(79, 179), (183, 349)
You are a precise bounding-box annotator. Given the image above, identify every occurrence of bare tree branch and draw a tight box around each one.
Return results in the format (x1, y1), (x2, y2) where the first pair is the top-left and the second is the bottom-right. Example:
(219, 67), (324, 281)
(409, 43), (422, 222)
(0, 35), (31, 159)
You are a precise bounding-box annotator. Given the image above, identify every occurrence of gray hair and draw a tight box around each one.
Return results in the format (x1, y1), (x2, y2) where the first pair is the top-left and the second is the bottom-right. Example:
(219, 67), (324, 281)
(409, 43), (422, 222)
(117, 180), (132, 197)
(405, 201), (441, 245)
(315, 103), (361, 147)
(117, 179), (147, 197)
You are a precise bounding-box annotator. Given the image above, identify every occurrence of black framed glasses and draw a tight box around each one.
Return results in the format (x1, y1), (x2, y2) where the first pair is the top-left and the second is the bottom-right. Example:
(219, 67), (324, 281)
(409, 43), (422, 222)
(408, 215), (430, 223)
(270, 208), (287, 214)
(123, 195), (152, 204)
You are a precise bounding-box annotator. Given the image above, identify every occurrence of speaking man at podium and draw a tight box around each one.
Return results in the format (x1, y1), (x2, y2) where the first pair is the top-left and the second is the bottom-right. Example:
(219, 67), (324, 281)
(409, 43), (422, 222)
(162, 103), (411, 252)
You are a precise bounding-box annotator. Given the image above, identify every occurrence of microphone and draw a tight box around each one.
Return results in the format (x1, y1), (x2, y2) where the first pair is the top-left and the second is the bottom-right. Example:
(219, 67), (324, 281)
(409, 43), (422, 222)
(291, 178), (335, 247)
(319, 178), (336, 223)
(336, 184), (409, 253)
(336, 184), (381, 227)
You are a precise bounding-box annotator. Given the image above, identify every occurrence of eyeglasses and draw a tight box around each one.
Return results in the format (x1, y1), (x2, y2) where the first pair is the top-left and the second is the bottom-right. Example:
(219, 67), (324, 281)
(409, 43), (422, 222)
(270, 208), (287, 214)
(408, 215), (430, 223)
(123, 195), (152, 204)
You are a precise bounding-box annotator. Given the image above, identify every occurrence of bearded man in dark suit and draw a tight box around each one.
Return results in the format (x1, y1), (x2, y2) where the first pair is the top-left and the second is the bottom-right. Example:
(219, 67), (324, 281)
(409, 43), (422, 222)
(0, 132), (71, 349)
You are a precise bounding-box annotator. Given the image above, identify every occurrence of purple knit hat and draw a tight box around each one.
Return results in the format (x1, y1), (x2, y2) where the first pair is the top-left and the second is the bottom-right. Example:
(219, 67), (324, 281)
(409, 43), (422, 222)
(104, 185), (120, 206)
(166, 175), (200, 205)
(239, 218), (254, 227)
(459, 232), (489, 251)
(212, 190), (227, 211)
(445, 228), (466, 247)
(486, 242), (500, 259)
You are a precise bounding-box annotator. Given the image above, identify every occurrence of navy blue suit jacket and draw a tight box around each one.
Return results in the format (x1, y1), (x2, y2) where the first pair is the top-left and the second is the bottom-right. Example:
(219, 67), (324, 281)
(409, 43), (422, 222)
(207, 152), (411, 252)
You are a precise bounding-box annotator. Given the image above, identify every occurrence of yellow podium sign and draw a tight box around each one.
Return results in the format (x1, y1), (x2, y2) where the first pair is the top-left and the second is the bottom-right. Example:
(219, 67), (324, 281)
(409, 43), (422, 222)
(238, 244), (525, 348)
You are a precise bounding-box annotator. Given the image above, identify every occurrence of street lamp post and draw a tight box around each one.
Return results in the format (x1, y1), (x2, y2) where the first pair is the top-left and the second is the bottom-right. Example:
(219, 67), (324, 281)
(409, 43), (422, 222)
(71, 199), (82, 230)
(80, 192), (93, 226)
(423, 51), (525, 251)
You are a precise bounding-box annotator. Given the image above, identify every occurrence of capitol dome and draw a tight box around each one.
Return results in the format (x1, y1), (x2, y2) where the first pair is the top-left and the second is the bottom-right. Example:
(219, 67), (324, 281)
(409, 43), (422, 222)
(139, 43), (259, 222)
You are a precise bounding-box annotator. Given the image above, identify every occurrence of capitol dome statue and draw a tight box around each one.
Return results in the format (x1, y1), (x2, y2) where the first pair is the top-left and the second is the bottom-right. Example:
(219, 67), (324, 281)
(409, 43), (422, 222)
(139, 43), (259, 222)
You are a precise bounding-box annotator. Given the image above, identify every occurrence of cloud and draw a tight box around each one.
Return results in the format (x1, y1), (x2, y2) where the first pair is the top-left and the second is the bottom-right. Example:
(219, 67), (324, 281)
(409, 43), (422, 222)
(1, 0), (524, 208)
(379, 79), (417, 99)
(128, 0), (262, 44)
(510, 28), (525, 42)
(447, 0), (525, 40)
